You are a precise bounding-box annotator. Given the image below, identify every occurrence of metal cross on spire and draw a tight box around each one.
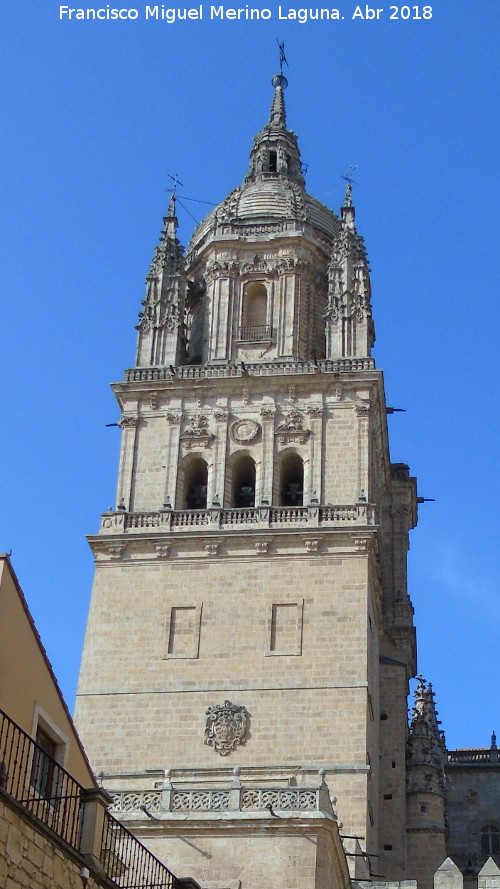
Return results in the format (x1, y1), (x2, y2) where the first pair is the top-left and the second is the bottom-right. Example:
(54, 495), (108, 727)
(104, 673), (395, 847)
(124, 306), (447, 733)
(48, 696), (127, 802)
(166, 172), (184, 196)
(272, 41), (289, 90)
(277, 40), (288, 75)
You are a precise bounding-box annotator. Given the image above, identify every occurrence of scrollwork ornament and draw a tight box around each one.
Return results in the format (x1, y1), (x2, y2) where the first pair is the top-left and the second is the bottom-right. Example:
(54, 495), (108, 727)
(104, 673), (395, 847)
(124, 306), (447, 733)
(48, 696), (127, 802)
(204, 700), (249, 756)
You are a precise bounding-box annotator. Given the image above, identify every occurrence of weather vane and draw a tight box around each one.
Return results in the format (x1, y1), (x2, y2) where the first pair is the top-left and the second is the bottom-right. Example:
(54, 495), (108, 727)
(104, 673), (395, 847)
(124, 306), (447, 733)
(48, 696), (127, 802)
(273, 41), (289, 89)
(277, 40), (288, 75)
(341, 165), (358, 186)
(166, 172), (184, 196)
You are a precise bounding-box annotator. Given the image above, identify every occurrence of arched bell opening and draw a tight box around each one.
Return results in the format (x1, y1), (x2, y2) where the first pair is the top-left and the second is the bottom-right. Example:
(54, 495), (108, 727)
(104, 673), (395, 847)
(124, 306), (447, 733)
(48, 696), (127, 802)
(231, 454), (256, 508)
(181, 456), (208, 510)
(280, 452), (304, 507)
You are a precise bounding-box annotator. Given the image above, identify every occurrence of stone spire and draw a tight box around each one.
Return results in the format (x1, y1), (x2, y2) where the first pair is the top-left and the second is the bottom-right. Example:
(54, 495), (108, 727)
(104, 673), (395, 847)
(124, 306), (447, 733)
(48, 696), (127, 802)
(135, 194), (187, 367)
(245, 74), (305, 187)
(408, 676), (446, 765)
(325, 183), (375, 359)
(269, 76), (287, 127)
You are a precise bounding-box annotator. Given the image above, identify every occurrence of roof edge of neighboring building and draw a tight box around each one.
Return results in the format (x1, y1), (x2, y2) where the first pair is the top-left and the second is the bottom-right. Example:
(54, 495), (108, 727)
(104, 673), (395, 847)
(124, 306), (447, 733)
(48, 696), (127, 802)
(0, 553), (97, 787)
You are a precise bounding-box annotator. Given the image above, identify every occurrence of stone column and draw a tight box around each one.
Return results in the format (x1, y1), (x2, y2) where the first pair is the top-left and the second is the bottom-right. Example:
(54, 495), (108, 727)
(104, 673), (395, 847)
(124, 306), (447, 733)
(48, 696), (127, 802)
(213, 408), (229, 506)
(307, 405), (324, 503)
(164, 412), (182, 507)
(355, 403), (370, 502)
(116, 416), (139, 510)
(259, 406), (276, 504)
(79, 787), (114, 870)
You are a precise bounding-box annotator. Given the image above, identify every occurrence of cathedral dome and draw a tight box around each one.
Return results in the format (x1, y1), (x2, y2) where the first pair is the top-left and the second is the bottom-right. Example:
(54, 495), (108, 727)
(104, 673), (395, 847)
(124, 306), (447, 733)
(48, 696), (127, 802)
(188, 75), (339, 254)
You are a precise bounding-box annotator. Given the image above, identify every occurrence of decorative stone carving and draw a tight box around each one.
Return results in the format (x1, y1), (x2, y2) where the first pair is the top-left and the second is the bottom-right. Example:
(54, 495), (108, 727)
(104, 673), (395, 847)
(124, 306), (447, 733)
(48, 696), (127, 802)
(155, 544), (170, 559)
(304, 538), (322, 553)
(355, 403), (370, 418)
(105, 544), (126, 560)
(181, 415), (215, 449)
(205, 541), (220, 556)
(287, 385), (296, 402)
(150, 392), (160, 410)
(166, 412), (182, 425)
(307, 405), (323, 418)
(242, 387), (250, 406)
(204, 700), (249, 756)
(119, 415), (139, 428)
(213, 408), (229, 422)
(464, 789), (479, 804)
(276, 410), (310, 445)
(230, 419), (261, 444)
(254, 539), (270, 554)
(260, 406), (276, 419)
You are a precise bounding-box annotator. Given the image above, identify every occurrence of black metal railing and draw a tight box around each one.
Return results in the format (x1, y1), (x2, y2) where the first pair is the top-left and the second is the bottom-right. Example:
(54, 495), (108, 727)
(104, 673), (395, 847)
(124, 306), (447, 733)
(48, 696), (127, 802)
(237, 324), (274, 342)
(102, 811), (176, 888)
(0, 708), (82, 848)
(0, 707), (183, 889)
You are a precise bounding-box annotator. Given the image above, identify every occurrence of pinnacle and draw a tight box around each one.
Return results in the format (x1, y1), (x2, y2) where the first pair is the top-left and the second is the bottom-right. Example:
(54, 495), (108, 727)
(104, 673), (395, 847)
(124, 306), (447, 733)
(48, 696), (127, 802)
(269, 79), (287, 128)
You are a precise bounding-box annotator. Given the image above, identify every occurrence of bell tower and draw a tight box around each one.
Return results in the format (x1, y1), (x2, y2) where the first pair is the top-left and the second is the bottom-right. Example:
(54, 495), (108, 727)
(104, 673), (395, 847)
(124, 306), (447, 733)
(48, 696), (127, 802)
(75, 72), (418, 889)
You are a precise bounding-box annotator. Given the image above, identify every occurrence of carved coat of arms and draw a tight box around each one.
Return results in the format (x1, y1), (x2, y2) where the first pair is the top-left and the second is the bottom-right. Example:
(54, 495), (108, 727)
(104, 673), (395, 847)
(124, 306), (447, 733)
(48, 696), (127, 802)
(204, 700), (249, 756)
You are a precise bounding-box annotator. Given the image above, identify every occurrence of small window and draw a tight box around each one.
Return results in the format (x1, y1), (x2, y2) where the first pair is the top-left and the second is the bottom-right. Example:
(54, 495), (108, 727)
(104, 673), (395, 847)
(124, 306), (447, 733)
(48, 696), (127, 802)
(384, 793), (393, 800)
(420, 804), (427, 813)
(384, 845), (393, 852)
(268, 150), (278, 173)
(31, 727), (57, 801)
(481, 825), (500, 857)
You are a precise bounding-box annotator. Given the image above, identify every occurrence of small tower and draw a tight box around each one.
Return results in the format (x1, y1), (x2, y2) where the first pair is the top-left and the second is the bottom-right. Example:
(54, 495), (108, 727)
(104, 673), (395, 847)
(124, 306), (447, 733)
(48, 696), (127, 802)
(326, 182), (375, 359)
(136, 195), (187, 367)
(406, 676), (448, 888)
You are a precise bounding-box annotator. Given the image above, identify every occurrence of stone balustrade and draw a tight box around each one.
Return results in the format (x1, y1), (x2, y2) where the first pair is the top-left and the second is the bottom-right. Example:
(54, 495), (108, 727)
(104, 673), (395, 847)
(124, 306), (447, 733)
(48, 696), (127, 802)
(100, 504), (377, 534)
(123, 356), (375, 383)
(108, 785), (335, 817)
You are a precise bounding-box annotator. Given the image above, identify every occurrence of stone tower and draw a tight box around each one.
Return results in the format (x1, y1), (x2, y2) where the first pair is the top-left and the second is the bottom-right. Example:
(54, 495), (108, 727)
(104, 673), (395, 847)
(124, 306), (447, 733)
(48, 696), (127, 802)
(75, 73), (419, 889)
(406, 677), (447, 886)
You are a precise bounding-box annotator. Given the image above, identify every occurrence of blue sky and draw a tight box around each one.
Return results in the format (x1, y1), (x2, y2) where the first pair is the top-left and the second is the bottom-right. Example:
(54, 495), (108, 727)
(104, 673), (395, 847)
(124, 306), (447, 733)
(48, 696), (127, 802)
(1, 0), (499, 748)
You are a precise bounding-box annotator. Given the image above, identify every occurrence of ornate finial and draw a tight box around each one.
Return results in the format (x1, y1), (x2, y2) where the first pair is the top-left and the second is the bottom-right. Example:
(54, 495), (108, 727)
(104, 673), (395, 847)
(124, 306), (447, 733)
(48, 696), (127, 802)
(163, 192), (179, 240)
(340, 167), (358, 226)
(492, 731), (497, 749)
(270, 42), (288, 124)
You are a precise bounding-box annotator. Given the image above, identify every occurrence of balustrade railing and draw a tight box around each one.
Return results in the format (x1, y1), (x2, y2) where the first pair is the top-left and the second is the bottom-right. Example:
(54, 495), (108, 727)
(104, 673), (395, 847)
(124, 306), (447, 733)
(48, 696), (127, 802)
(109, 785), (327, 816)
(124, 355), (376, 383)
(100, 503), (377, 534)
(448, 749), (499, 764)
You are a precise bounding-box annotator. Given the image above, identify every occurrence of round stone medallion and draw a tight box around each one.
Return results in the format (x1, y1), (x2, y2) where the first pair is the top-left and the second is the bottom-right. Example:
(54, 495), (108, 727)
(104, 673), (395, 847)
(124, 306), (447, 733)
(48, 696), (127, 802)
(230, 419), (260, 443)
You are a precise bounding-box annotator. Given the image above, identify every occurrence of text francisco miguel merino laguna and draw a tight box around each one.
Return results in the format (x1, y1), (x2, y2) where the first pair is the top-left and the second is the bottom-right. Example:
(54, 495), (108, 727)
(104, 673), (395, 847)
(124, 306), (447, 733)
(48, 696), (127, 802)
(59, 4), (359, 20)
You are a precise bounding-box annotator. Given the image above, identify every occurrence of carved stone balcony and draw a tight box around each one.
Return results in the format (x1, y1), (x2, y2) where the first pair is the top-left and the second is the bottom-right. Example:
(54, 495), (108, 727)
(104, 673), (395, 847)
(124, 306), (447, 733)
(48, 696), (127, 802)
(99, 504), (377, 534)
(108, 784), (336, 819)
